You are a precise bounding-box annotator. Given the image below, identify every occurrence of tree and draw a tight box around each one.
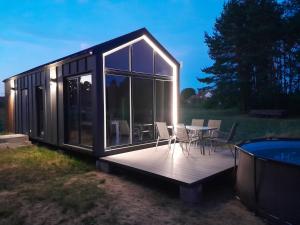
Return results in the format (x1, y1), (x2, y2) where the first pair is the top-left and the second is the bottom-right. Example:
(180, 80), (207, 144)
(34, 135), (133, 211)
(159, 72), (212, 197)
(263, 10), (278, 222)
(202, 0), (282, 111)
(180, 88), (196, 103)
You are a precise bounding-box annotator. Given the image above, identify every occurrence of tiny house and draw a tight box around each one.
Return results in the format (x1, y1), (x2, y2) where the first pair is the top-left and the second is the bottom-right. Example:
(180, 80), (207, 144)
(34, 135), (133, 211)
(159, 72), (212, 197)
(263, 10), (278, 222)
(3, 28), (180, 157)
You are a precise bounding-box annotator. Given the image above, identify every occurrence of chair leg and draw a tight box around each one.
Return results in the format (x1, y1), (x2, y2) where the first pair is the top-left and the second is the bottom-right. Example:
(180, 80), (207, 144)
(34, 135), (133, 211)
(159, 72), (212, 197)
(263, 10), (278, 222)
(155, 137), (159, 150)
(172, 137), (176, 151)
(179, 143), (184, 152)
(210, 140), (213, 153)
(228, 144), (235, 157)
(187, 142), (191, 155)
(168, 139), (171, 150)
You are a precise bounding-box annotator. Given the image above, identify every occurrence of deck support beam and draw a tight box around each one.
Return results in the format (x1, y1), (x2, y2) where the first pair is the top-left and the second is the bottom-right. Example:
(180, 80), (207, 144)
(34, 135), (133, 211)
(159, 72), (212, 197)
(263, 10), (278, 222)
(180, 184), (203, 203)
(96, 160), (111, 173)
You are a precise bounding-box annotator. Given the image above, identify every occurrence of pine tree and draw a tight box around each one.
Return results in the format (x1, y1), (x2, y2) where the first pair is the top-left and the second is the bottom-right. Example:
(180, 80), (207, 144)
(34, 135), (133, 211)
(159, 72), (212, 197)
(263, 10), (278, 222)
(202, 0), (282, 111)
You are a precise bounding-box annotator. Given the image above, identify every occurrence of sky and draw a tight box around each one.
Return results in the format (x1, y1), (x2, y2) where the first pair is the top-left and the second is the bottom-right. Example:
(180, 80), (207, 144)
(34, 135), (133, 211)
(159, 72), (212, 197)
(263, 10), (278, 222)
(0, 0), (224, 96)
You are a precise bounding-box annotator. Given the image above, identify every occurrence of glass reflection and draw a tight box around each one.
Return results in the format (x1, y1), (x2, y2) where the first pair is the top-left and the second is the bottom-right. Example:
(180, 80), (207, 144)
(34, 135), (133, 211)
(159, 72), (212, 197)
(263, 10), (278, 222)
(80, 75), (93, 146)
(106, 75), (130, 147)
(155, 80), (172, 125)
(64, 74), (93, 147)
(105, 47), (129, 71)
(132, 40), (153, 74)
(155, 53), (173, 76)
(65, 78), (79, 145)
(132, 78), (154, 143)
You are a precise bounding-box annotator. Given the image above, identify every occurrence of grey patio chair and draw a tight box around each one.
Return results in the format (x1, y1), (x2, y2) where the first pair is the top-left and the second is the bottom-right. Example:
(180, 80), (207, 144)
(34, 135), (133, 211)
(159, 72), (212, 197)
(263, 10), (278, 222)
(209, 122), (238, 156)
(191, 119), (204, 126)
(175, 125), (199, 155)
(190, 119), (205, 145)
(155, 122), (176, 150)
(203, 120), (222, 138)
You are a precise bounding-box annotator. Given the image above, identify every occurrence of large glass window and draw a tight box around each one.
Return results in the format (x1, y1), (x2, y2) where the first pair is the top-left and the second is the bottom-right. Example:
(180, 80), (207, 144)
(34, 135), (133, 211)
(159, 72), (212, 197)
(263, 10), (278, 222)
(106, 75), (130, 147)
(105, 47), (129, 71)
(36, 86), (44, 138)
(155, 80), (173, 125)
(65, 78), (79, 145)
(132, 78), (154, 143)
(132, 40), (153, 74)
(79, 75), (93, 146)
(64, 74), (92, 147)
(104, 38), (175, 149)
(155, 53), (173, 76)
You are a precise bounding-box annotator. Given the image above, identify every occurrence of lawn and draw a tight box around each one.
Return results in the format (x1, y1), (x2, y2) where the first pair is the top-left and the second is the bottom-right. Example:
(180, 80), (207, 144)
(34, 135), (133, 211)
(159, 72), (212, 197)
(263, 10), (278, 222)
(181, 107), (300, 142)
(0, 146), (265, 225)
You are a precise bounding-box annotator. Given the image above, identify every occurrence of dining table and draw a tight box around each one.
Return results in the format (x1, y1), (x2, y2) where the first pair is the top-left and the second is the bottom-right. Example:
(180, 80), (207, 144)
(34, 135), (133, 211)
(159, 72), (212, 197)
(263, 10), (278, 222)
(185, 125), (217, 155)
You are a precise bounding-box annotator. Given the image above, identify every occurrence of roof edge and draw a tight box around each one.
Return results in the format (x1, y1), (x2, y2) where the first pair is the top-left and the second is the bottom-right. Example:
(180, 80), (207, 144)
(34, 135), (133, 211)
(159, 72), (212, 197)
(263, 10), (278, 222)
(2, 27), (179, 82)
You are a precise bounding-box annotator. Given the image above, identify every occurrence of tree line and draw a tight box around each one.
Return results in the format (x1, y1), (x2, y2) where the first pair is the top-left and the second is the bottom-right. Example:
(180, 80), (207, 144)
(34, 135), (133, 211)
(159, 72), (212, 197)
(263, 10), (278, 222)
(200, 0), (300, 114)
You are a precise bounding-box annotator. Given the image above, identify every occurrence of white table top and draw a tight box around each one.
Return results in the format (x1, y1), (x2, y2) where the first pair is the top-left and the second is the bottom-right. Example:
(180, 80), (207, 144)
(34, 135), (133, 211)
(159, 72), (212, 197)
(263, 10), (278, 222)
(185, 125), (217, 131)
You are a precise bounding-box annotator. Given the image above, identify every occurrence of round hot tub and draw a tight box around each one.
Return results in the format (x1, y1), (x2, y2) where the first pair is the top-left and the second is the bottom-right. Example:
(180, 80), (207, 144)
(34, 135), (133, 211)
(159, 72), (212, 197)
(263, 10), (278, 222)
(236, 139), (300, 225)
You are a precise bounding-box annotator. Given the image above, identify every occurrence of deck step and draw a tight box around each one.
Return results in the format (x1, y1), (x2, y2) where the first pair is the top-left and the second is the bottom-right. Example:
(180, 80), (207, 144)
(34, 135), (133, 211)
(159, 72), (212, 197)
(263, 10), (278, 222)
(0, 134), (32, 150)
(0, 134), (29, 143)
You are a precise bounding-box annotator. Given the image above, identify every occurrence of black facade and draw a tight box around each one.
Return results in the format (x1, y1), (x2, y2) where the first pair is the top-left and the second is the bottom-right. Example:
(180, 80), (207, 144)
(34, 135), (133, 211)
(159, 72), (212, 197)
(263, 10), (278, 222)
(3, 28), (180, 157)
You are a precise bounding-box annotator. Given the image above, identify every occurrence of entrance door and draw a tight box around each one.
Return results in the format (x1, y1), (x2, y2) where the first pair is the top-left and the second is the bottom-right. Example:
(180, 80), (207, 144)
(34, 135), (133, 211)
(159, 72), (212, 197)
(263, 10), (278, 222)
(132, 77), (154, 144)
(21, 89), (29, 134)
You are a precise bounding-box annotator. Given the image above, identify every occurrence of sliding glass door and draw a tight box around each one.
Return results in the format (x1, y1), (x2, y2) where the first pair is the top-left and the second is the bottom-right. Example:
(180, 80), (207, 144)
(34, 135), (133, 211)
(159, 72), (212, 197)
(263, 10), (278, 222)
(106, 75), (130, 147)
(64, 74), (93, 147)
(132, 78), (154, 144)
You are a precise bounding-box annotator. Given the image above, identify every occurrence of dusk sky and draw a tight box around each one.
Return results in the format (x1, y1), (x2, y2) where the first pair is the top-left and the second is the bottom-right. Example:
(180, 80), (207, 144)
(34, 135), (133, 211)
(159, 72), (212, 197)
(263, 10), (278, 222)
(0, 0), (224, 96)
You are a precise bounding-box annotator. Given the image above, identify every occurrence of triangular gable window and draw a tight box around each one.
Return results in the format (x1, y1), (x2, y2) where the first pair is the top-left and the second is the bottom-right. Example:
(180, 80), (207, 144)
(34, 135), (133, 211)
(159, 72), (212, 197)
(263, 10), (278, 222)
(104, 37), (174, 76)
(131, 40), (153, 74)
(105, 46), (129, 71)
(154, 52), (172, 76)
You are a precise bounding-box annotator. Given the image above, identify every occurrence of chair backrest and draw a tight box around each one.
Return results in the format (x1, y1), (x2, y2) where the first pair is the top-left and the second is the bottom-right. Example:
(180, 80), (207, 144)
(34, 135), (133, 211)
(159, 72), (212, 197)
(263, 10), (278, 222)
(191, 119), (204, 127)
(119, 120), (130, 136)
(227, 122), (238, 142)
(208, 120), (222, 130)
(175, 125), (189, 142)
(155, 122), (170, 140)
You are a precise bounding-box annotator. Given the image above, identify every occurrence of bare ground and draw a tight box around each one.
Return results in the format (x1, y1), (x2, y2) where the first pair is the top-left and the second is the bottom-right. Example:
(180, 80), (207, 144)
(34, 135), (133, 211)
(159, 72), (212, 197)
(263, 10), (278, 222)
(0, 146), (266, 225)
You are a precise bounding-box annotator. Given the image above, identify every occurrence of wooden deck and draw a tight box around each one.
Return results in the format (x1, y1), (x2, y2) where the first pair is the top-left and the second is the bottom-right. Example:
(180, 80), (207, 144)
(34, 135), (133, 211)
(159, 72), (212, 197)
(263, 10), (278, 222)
(100, 144), (236, 186)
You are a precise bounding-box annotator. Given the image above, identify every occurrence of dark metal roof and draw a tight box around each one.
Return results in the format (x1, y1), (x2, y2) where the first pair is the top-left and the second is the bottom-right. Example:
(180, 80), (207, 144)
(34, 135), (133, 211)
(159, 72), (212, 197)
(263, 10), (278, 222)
(3, 28), (179, 82)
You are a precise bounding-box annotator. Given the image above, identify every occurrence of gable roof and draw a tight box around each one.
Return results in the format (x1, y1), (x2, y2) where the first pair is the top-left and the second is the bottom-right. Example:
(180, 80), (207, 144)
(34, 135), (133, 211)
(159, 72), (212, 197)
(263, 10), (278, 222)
(3, 28), (179, 82)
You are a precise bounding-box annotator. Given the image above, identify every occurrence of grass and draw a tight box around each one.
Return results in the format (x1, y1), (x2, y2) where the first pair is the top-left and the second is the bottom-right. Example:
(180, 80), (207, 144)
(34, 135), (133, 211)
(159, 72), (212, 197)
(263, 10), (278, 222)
(0, 145), (265, 225)
(181, 107), (300, 142)
(0, 146), (108, 224)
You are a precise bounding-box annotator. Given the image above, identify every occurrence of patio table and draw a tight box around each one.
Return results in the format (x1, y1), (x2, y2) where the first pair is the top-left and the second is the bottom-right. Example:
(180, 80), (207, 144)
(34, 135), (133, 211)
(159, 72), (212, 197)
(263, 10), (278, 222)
(185, 126), (217, 155)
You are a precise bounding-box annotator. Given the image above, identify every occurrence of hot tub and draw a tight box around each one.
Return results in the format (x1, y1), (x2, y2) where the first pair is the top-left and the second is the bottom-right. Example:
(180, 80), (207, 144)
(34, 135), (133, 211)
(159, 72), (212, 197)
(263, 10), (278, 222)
(236, 139), (300, 225)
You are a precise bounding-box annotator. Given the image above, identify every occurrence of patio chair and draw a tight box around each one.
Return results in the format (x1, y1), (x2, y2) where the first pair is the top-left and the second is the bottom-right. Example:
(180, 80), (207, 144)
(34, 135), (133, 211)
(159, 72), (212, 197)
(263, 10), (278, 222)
(155, 122), (176, 150)
(190, 119), (205, 145)
(175, 125), (199, 155)
(208, 122), (238, 156)
(203, 120), (222, 138)
(191, 119), (205, 126)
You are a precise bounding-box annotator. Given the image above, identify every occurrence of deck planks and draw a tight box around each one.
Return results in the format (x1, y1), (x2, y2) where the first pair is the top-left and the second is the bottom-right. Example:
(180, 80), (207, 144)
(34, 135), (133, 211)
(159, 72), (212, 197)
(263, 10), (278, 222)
(100, 144), (236, 185)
